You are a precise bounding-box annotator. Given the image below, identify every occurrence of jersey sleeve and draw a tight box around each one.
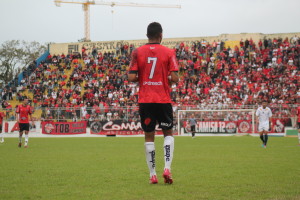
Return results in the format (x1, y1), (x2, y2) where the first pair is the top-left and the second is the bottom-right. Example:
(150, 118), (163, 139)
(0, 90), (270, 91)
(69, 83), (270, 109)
(16, 106), (20, 113)
(129, 49), (138, 73)
(169, 51), (178, 72)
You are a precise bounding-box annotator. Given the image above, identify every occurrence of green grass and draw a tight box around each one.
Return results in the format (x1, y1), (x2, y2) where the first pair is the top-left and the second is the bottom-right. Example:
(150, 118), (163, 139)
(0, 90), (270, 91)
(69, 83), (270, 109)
(0, 136), (300, 200)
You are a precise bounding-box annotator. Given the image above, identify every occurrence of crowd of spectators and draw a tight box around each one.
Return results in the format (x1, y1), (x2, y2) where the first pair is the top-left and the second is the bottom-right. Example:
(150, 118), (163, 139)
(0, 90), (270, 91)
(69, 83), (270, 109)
(1, 36), (299, 123)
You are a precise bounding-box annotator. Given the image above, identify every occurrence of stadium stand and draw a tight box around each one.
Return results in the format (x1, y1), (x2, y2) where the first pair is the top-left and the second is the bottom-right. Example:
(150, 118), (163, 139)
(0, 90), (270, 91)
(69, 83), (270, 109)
(1, 36), (299, 126)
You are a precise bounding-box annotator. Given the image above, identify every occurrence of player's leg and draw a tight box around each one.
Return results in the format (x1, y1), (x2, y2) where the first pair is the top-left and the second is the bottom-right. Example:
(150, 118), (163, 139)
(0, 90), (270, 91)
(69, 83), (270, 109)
(24, 123), (30, 148)
(24, 132), (29, 148)
(263, 130), (269, 147)
(144, 131), (157, 183)
(139, 103), (157, 184)
(18, 131), (23, 148)
(163, 129), (174, 170)
(191, 125), (195, 138)
(157, 103), (174, 184)
(162, 129), (174, 184)
(259, 126), (265, 147)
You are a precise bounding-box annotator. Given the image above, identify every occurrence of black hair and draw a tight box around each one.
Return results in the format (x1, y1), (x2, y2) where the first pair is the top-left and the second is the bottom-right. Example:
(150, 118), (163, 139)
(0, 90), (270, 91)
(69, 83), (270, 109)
(262, 99), (268, 103)
(147, 22), (163, 40)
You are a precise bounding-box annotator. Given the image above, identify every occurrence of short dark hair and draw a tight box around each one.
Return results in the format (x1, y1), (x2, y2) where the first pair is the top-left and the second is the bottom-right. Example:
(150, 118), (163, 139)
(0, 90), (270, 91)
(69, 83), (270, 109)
(262, 99), (268, 103)
(147, 22), (163, 40)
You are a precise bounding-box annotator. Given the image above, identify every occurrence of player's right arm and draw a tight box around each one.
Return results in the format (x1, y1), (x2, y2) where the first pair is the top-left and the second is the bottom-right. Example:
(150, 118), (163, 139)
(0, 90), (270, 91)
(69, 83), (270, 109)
(128, 49), (139, 82)
(268, 108), (273, 128)
(255, 108), (260, 125)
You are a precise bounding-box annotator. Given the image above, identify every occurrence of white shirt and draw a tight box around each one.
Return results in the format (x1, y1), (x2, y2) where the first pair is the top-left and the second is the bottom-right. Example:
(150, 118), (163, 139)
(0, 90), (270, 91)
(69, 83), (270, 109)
(256, 107), (272, 125)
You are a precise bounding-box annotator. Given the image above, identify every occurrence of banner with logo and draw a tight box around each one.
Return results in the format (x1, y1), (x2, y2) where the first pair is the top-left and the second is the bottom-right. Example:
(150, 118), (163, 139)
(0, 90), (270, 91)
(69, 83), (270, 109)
(237, 120), (252, 133)
(41, 121), (87, 135)
(181, 120), (254, 134)
(90, 120), (168, 135)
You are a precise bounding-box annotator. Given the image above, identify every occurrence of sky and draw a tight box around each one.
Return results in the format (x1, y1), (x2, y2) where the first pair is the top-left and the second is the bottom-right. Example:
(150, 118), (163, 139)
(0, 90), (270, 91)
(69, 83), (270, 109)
(0, 0), (300, 45)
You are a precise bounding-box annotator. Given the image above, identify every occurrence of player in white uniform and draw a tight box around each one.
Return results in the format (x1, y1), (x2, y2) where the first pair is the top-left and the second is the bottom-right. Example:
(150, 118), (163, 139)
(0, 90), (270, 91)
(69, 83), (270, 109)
(256, 100), (272, 148)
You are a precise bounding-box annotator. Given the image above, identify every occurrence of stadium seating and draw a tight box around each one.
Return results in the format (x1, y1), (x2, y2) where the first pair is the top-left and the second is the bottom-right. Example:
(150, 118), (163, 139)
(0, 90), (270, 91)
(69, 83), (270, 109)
(1, 37), (299, 122)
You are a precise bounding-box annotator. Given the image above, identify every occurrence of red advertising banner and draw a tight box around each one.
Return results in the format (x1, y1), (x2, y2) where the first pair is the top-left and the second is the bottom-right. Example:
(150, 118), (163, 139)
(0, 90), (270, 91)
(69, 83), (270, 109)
(41, 121), (87, 135)
(182, 120), (284, 134)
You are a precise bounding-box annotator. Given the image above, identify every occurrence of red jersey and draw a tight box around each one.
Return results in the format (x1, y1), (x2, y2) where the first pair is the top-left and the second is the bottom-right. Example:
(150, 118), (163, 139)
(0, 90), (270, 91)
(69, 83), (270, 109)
(297, 106), (300, 122)
(0, 112), (4, 124)
(129, 43), (178, 103)
(16, 105), (32, 123)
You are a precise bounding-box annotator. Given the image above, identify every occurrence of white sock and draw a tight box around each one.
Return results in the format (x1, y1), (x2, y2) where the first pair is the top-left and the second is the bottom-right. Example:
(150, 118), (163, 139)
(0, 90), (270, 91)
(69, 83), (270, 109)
(145, 142), (156, 177)
(25, 134), (29, 145)
(19, 135), (22, 143)
(164, 136), (174, 171)
(0, 133), (3, 141)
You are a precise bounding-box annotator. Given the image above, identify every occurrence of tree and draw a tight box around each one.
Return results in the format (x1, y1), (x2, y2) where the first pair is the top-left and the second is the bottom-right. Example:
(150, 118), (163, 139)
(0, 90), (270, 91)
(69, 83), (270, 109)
(0, 40), (47, 86)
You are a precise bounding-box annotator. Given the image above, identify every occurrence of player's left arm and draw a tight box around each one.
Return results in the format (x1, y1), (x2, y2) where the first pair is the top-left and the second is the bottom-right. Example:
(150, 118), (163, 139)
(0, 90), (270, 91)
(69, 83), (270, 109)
(29, 114), (33, 123)
(128, 49), (139, 82)
(269, 108), (273, 129)
(29, 106), (34, 123)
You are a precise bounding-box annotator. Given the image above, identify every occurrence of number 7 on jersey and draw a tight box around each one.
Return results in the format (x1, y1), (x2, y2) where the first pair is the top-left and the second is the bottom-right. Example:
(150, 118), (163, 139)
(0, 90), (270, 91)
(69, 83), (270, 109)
(148, 57), (157, 79)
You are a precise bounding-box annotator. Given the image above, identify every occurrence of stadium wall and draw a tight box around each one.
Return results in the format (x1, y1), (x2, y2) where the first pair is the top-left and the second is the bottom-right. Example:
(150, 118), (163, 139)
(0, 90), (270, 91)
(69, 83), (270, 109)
(49, 32), (300, 55)
(2, 121), (286, 138)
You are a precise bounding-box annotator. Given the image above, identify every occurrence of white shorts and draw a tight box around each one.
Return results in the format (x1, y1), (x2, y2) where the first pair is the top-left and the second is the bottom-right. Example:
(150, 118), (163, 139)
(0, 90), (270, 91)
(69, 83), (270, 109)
(258, 125), (269, 132)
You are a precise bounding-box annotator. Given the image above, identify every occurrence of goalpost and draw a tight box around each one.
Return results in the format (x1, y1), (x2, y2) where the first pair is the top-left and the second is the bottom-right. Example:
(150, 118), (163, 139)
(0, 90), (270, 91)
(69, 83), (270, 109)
(177, 109), (256, 136)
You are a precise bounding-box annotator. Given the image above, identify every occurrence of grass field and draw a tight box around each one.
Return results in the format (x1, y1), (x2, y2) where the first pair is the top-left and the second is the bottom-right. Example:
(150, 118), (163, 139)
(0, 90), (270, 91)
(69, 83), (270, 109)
(0, 136), (299, 200)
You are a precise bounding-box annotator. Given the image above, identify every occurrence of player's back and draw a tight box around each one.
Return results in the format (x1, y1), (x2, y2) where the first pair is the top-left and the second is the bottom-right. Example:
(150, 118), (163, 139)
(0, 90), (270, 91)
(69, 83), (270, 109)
(131, 43), (178, 103)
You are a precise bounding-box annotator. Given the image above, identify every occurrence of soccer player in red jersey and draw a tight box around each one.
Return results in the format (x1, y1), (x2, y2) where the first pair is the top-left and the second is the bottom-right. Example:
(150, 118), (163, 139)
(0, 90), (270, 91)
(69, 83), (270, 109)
(128, 22), (179, 184)
(0, 111), (5, 143)
(16, 98), (33, 148)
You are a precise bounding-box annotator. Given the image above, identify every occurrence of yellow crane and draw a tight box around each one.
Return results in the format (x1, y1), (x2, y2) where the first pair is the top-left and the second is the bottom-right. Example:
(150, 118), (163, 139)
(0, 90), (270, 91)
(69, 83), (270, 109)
(54, 0), (181, 42)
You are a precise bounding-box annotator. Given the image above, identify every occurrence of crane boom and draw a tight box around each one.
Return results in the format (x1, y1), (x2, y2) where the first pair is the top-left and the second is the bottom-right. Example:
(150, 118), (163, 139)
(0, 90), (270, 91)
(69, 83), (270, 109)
(54, 0), (181, 41)
(55, 0), (181, 8)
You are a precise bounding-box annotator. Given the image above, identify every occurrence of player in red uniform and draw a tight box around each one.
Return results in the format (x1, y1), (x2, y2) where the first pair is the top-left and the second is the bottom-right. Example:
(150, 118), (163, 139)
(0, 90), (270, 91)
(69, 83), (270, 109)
(128, 22), (179, 184)
(16, 98), (33, 148)
(0, 111), (5, 143)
